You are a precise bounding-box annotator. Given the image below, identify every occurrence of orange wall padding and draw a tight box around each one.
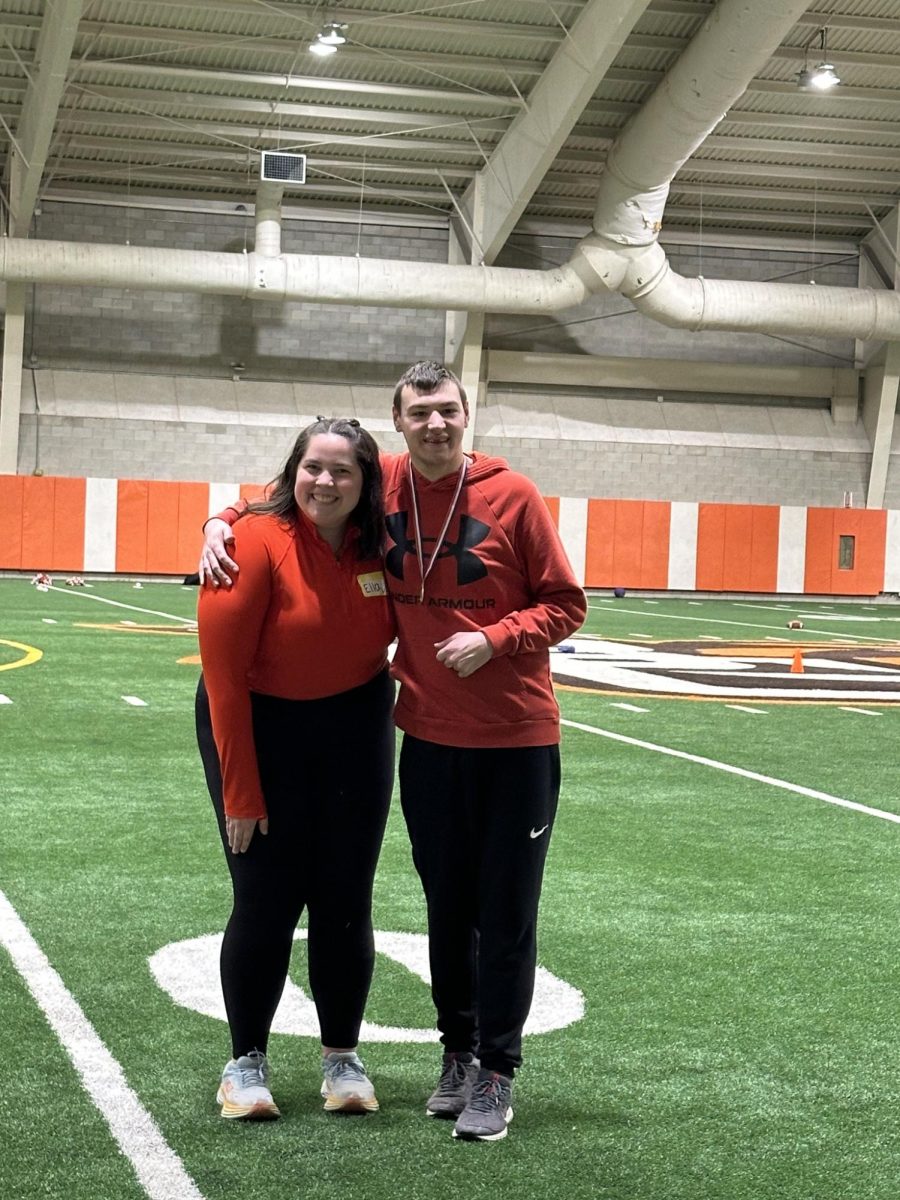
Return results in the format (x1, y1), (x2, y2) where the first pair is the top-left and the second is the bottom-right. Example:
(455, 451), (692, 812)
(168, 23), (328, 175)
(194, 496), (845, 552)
(116, 480), (211, 574)
(696, 504), (779, 592)
(542, 496), (560, 525)
(584, 499), (670, 588)
(805, 507), (887, 595)
(0, 475), (86, 571)
(1, 475), (894, 595)
(239, 483), (267, 504)
(0, 475), (26, 568)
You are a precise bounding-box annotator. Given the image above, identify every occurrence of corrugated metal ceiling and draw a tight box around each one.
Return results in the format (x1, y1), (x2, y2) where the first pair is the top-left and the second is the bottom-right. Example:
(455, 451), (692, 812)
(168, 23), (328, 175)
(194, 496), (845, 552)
(2, 0), (899, 245)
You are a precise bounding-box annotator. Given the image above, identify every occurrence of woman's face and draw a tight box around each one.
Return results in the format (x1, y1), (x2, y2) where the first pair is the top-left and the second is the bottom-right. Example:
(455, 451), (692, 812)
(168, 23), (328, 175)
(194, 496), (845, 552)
(294, 432), (364, 538)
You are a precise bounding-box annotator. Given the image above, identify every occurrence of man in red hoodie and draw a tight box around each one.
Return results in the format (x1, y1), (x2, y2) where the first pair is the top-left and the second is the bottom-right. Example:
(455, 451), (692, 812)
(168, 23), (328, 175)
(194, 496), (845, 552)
(202, 361), (586, 1141)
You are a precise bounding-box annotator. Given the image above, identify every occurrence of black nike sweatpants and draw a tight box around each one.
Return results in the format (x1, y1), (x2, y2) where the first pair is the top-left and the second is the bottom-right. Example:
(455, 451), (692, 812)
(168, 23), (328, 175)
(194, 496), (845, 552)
(196, 669), (394, 1057)
(399, 734), (561, 1078)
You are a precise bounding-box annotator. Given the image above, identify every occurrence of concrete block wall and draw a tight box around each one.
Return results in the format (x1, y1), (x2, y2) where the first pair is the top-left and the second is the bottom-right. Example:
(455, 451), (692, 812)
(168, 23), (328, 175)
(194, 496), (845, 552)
(11, 200), (872, 503)
(28, 202), (447, 373)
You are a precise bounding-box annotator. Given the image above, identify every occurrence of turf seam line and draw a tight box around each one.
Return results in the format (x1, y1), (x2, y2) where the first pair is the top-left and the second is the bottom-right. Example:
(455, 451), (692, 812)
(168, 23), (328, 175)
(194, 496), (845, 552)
(560, 719), (900, 825)
(0, 888), (206, 1200)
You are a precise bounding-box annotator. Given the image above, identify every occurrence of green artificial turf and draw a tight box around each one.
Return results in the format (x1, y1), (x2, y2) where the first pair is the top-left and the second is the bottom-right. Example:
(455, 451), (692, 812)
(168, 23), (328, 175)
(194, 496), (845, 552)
(2, 581), (899, 1200)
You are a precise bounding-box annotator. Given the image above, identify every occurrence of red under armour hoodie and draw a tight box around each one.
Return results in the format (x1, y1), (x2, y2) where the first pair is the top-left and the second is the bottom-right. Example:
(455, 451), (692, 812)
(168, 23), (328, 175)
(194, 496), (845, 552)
(381, 451), (586, 748)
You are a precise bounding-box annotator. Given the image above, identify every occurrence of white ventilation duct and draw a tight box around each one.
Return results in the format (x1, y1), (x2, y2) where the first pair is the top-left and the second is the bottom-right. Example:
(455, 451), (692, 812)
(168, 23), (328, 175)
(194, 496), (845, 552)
(0, 0), (896, 343)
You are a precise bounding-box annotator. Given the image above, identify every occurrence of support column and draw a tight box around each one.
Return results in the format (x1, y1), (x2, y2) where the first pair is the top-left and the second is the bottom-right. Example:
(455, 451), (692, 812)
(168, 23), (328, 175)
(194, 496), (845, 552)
(444, 176), (486, 452)
(862, 341), (900, 509)
(0, 283), (26, 474)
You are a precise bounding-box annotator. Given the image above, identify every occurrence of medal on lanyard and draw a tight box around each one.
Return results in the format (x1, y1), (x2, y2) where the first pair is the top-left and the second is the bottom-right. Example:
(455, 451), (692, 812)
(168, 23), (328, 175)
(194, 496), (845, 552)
(408, 458), (468, 604)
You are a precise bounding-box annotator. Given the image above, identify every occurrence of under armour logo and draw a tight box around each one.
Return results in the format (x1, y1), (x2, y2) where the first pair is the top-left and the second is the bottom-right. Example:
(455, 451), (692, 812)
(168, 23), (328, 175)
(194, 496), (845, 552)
(385, 511), (489, 586)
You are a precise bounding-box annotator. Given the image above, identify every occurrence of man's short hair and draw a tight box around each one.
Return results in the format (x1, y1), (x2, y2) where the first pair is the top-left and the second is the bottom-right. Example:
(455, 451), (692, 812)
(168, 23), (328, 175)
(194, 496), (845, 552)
(392, 360), (468, 411)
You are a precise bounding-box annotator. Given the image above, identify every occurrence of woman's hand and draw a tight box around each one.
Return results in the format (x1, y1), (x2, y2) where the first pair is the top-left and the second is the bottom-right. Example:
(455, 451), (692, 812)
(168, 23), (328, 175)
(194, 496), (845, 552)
(226, 815), (269, 854)
(199, 520), (238, 587)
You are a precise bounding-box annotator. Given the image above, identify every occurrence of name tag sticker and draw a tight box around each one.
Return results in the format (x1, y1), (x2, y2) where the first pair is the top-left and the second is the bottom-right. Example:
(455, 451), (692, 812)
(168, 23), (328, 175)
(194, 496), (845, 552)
(357, 571), (387, 597)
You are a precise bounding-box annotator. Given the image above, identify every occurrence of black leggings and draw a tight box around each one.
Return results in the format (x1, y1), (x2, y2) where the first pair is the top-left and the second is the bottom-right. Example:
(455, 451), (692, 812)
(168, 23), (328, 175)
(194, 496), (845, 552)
(196, 670), (394, 1057)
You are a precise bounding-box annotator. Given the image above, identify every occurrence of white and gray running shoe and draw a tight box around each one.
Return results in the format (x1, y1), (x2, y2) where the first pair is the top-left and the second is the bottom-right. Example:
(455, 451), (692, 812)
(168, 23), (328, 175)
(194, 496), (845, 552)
(217, 1051), (280, 1120)
(320, 1051), (379, 1113)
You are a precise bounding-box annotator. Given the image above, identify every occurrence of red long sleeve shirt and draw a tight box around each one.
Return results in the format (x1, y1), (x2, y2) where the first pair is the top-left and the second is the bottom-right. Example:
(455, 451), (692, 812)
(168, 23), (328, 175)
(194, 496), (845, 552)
(198, 510), (395, 819)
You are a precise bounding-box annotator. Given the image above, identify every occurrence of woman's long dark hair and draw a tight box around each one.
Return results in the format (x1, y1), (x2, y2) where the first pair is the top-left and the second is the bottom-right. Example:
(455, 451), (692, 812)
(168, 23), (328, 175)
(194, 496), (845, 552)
(249, 418), (384, 559)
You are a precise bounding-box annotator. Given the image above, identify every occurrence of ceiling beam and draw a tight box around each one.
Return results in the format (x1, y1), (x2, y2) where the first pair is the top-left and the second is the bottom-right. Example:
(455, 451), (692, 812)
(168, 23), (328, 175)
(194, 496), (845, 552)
(461, 0), (653, 264)
(67, 83), (515, 131)
(72, 20), (548, 79)
(71, 58), (523, 110)
(7, 0), (83, 236)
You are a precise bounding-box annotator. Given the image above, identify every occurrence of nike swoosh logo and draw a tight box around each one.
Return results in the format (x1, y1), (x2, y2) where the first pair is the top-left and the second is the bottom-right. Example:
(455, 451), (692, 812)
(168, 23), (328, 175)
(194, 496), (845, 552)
(529, 825), (549, 839)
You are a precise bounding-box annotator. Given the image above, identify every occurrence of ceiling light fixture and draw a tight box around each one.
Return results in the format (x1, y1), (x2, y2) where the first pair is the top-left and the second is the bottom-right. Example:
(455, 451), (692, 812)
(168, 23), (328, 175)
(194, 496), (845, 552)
(797, 26), (840, 91)
(309, 22), (348, 57)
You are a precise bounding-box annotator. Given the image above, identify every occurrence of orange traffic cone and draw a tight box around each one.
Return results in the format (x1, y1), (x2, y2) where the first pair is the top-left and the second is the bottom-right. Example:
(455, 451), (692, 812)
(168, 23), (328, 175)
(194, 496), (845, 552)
(790, 649), (804, 674)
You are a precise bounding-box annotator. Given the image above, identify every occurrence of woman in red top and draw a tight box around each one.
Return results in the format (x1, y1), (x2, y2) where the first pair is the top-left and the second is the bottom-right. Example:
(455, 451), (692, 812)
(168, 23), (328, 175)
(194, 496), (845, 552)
(195, 417), (395, 1121)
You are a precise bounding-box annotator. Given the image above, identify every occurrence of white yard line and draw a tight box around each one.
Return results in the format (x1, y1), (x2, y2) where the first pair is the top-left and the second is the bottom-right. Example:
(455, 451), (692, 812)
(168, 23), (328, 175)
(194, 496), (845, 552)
(122, 696), (148, 707)
(839, 707), (882, 717)
(46, 585), (194, 625)
(586, 604), (891, 643)
(0, 889), (206, 1200)
(725, 705), (768, 715)
(561, 719), (900, 825)
(610, 702), (649, 713)
(0, 695), (11, 704)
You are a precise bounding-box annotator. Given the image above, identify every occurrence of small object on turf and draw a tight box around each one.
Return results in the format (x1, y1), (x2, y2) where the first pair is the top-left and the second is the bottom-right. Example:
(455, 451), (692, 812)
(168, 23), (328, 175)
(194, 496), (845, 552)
(133, 582), (143, 589)
(452, 1069), (514, 1141)
(426, 1052), (480, 1119)
(787, 619), (803, 629)
(321, 1050), (379, 1113)
(217, 1051), (280, 1120)
(790, 649), (804, 674)
(613, 587), (626, 598)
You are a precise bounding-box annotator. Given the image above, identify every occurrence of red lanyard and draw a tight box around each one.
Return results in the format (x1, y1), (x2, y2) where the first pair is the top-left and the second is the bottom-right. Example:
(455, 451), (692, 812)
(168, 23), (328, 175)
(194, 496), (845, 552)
(408, 458), (468, 604)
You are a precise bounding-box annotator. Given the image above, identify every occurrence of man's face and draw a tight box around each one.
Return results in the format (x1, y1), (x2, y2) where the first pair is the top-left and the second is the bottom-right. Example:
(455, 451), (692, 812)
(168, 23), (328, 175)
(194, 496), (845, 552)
(393, 380), (469, 480)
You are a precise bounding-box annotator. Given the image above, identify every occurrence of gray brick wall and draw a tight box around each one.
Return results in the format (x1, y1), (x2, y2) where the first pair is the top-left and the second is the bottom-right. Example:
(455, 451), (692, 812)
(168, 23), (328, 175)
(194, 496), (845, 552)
(29, 202), (447, 374)
(479, 437), (870, 507)
(18, 411), (869, 506)
(17, 413), (409, 483)
(15, 201), (868, 503)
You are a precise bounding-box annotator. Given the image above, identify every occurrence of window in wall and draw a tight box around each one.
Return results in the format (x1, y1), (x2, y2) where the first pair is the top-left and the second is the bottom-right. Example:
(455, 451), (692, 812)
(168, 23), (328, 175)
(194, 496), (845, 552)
(838, 535), (855, 570)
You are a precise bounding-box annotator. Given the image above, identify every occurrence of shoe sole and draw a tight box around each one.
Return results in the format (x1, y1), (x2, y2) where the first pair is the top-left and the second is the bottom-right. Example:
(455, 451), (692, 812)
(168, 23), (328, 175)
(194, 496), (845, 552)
(320, 1083), (379, 1114)
(217, 1093), (281, 1121)
(451, 1107), (513, 1142)
(425, 1106), (464, 1119)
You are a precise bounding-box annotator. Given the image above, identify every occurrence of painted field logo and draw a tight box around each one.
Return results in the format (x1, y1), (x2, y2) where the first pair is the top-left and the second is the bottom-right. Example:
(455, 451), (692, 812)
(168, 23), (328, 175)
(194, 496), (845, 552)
(149, 930), (584, 1042)
(552, 639), (900, 704)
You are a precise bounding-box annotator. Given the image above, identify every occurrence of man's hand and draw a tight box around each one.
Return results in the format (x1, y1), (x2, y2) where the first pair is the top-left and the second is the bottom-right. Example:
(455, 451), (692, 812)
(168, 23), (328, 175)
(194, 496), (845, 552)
(199, 519), (238, 587)
(226, 815), (268, 854)
(434, 631), (493, 679)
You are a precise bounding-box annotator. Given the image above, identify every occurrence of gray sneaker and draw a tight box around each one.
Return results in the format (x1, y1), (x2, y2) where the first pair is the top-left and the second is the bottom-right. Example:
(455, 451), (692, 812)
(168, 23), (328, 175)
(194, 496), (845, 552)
(425, 1052), (480, 1118)
(452, 1069), (514, 1141)
(216, 1051), (280, 1120)
(320, 1051), (379, 1113)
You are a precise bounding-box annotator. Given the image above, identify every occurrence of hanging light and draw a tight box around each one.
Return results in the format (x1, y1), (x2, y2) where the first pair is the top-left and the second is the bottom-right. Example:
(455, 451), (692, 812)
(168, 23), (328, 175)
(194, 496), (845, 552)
(309, 22), (348, 57)
(797, 27), (841, 91)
